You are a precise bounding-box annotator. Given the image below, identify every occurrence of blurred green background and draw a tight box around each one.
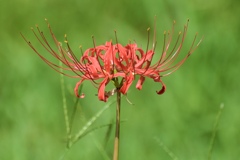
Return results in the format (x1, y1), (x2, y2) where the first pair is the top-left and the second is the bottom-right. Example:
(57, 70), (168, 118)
(1, 0), (239, 159)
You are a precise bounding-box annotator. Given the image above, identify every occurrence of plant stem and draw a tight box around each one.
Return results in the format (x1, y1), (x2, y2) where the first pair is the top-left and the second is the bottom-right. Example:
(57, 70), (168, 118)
(207, 103), (224, 160)
(113, 89), (121, 160)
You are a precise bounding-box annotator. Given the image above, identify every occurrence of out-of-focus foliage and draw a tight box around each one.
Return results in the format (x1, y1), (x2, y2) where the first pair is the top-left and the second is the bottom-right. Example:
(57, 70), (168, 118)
(0, 0), (239, 159)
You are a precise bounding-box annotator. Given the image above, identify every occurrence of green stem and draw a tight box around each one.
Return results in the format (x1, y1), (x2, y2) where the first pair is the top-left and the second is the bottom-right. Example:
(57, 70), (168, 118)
(113, 89), (121, 160)
(207, 103), (224, 160)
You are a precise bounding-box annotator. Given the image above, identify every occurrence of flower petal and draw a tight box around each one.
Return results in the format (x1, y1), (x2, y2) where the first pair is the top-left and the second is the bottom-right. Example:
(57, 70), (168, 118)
(74, 79), (85, 98)
(136, 76), (145, 90)
(98, 78), (110, 102)
(155, 79), (166, 95)
(119, 74), (134, 94)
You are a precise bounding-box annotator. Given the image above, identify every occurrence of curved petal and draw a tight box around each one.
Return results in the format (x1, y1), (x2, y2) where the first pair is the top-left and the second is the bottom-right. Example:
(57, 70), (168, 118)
(74, 79), (85, 98)
(119, 74), (134, 94)
(98, 78), (110, 102)
(136, 76), (145, 90)
(155, 78), (166, 95)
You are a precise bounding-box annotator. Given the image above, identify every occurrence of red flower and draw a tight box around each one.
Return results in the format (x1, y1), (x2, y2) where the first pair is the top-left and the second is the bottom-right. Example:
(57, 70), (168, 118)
(22, 19), (202, 102)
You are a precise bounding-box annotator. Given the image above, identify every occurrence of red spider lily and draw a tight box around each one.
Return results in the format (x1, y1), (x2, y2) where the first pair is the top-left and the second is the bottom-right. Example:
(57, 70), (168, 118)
(21, 19), (202, 102)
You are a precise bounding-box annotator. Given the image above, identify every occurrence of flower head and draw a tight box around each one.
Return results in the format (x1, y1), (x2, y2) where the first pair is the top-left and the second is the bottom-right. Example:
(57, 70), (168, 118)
(22, 19), (202, 102)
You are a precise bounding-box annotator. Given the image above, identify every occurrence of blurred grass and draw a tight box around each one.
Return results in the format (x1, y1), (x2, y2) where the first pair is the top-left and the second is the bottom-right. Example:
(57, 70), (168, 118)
(1, 0), (240, 159)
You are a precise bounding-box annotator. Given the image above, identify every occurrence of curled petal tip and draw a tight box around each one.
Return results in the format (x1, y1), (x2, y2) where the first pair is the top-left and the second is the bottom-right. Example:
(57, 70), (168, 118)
(74, 80), (85, 98)
(156, 85), (166, 95)
(136, 76), (145, 90)
(156, 80), (166, 95)
(78, 93), (85, 98)
(98, 78), (110, 102)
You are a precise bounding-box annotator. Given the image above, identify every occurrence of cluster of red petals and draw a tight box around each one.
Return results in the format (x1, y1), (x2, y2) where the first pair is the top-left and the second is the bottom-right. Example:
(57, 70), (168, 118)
(22, 20), (202, 102)
(77, 42), (167, 102)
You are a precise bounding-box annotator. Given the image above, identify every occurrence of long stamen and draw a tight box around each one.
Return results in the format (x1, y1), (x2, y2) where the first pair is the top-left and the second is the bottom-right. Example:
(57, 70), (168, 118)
(77, 45), (99, 86)
(159, 31), (167, 63)
(42, 22), (82, 71)
(92, 36), (106, 77)
(145, 27), (150, 53)
(22, 26), (81, 77)
(114, 30), (121, 67)
(114, 31), (128, 76)
(143, 16), (158, 75)
(62, 36), (93, 81)
(161, 35), (202, 76)
(112, 30), (118, 74)
(152, 16), (157, 50)
(21, 33), (79, 78)
(159, 20), (189, 71)
(158, 31), (182, 68)
(113, 30), (122, 86)
(139, 19), (158, 76)
(145, 19), (200, 77)
(33, 26), (61, 61)
(162, 20), (175, 61)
